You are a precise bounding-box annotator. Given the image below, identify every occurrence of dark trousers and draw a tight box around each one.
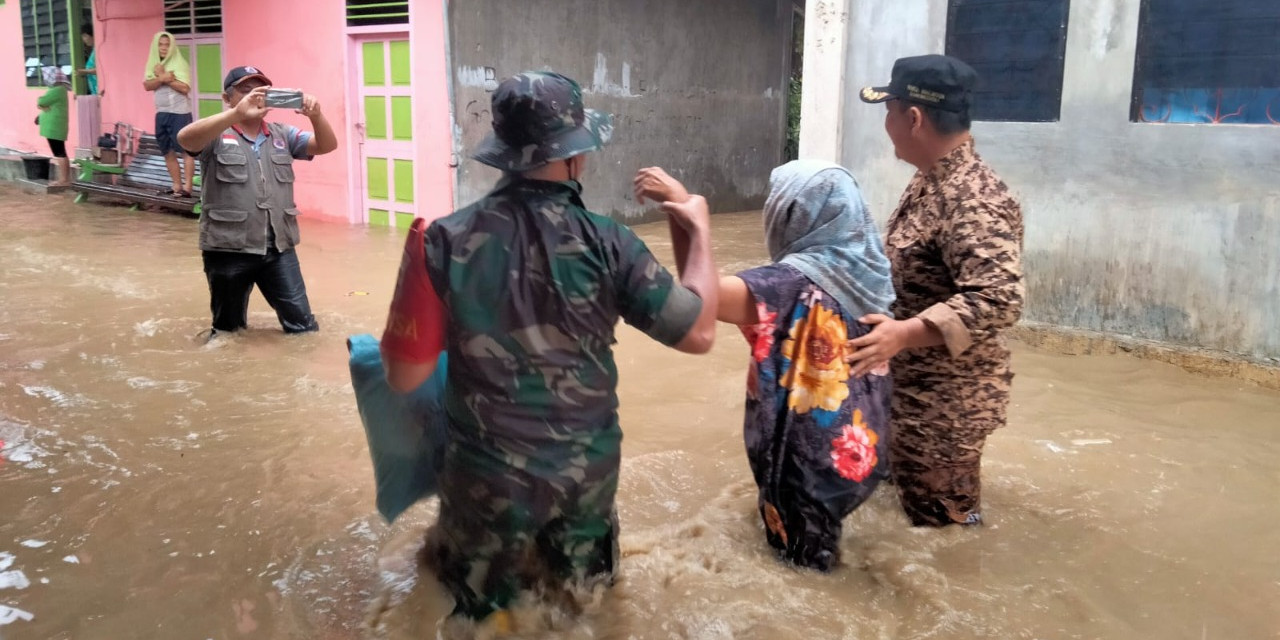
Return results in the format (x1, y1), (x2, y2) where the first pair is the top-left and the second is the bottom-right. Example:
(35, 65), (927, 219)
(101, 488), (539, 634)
(202, 248), (319, 334)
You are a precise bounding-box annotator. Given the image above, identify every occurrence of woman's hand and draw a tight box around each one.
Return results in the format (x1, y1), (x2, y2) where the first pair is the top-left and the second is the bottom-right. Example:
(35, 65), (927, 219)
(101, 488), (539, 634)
(634, 167), (690, 205)
(660, 194), (710, 233)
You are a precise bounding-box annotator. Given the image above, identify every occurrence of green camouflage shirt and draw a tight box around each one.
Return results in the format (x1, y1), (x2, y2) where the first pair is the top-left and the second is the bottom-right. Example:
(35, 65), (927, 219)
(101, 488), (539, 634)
(424, 176), (701, 477)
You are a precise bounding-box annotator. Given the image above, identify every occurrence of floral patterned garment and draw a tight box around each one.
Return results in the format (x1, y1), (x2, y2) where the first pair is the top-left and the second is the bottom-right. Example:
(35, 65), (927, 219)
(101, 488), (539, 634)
(738, 264), (892, 571)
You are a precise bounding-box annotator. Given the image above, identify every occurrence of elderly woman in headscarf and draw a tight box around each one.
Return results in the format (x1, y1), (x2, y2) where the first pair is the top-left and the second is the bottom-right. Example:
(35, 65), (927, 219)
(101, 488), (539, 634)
(142, 31), (195, 197)
(36, 66), (72, 185)
(635, 163), (894, 571)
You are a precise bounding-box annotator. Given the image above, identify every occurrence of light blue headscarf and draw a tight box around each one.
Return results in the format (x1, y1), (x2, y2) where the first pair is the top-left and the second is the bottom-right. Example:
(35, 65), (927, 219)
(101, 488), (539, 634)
(763, 160), (895, 319)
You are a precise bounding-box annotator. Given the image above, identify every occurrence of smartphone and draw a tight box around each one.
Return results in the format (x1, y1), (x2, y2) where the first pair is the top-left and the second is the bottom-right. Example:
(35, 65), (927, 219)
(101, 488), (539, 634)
(263, 88), (304, 110)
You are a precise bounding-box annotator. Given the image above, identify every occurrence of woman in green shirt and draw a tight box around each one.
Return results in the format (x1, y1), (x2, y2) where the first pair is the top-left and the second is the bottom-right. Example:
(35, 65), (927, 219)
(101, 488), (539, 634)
(36, 66), (71, 185)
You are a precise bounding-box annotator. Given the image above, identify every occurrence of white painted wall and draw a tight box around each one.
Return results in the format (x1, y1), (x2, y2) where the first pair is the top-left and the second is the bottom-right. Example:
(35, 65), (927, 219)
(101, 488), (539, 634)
(827, 0), (1280, 359)
(796, 0), (848, 162)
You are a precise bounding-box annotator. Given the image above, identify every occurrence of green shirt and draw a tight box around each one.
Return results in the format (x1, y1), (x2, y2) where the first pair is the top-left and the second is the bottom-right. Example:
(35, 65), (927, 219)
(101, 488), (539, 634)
(425, 177), (702, 475)
(86, 50), (98, 95)
(36, 86), (69, 141)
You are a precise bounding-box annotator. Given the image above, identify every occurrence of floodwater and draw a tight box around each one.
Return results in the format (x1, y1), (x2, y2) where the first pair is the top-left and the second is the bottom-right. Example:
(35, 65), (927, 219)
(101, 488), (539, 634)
(0, 184), (1277, 640)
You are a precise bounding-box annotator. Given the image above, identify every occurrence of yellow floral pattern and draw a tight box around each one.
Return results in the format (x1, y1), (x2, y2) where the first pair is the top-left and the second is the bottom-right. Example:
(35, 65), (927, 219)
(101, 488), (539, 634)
(779, 301), (851, 414)
(738, 268), (892, 570)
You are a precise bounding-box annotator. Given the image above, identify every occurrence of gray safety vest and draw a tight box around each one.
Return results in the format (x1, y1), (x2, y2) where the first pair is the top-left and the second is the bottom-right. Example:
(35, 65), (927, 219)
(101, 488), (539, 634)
(198, 122), (302, 254)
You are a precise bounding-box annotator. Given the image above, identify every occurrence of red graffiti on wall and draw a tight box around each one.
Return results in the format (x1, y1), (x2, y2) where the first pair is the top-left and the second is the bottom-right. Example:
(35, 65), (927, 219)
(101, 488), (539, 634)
(1191, 89), (1247, 124)
(1139, 103), (1171, 123)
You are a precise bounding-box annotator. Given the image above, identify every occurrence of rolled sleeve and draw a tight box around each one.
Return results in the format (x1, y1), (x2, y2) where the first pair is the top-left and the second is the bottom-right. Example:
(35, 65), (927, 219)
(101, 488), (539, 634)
(285, 126), (313, 160)
(934, 198), (1024, 356)
(646, 285), (702, 347)
(614, 227), (702, 346)
(918, 302), (973, 358)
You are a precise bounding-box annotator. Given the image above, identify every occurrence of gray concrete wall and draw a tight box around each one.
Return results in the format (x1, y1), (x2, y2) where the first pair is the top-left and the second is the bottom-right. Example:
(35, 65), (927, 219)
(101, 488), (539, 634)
(447, 0), (792, 222)
(838, 0), (1280, 360)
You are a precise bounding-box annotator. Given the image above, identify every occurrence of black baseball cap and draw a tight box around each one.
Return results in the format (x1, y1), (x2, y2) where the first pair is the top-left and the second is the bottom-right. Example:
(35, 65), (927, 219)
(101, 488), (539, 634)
(222, 65), (272, 92)
(860, 54), (977, 113)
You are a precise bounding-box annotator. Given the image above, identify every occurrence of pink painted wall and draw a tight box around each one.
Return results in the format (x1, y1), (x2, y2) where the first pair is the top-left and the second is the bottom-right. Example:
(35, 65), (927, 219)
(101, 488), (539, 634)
(2, 0), (453, 224)
(0, 0), (163, 155)
(407, 0), (456, 223)
(93, 0), (164, 149)
(0, 2), (82, 154)
(220, 0), (350, 221)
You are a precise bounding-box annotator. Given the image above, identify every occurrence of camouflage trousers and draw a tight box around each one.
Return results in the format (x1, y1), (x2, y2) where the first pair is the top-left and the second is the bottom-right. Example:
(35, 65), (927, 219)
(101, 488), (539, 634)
(422, 440), (621, 621)
(890, 374), (1011, 527)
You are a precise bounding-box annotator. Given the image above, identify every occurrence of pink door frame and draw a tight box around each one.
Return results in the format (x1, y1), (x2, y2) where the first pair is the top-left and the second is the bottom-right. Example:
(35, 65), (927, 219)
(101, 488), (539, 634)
(346, 31), (418, 226)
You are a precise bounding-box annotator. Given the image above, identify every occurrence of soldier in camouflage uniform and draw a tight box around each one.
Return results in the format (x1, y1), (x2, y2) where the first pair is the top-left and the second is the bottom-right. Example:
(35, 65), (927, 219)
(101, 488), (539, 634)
(848, 55), (1024, 527)
(382, 71), (719, 626)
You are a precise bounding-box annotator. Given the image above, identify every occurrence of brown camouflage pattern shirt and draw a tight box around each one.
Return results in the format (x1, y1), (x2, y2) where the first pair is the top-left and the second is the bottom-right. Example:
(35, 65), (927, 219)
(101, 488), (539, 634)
(885, 139), (1024, 382)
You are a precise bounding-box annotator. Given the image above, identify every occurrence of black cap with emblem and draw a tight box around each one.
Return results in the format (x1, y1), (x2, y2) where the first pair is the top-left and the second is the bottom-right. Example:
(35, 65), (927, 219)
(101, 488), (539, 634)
(222, 65), (273, 93)
(859, 54), (977, 113)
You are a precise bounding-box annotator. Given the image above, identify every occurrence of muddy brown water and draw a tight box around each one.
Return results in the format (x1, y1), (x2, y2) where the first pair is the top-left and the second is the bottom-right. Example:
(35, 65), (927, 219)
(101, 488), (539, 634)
(1, 185), (1277, 639)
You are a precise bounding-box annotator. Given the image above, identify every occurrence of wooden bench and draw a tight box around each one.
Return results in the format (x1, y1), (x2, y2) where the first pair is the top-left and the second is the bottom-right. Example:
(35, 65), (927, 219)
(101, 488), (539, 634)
(73, 134), (202, 216)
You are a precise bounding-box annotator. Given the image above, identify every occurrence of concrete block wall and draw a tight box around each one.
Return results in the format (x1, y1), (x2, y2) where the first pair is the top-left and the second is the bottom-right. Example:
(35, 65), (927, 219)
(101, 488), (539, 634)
(447, 0), (793, 222)
(835, 0), (1280, 360)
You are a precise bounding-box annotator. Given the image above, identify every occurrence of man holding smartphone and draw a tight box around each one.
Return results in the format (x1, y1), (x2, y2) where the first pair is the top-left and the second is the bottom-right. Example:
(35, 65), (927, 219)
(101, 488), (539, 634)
(177, 66), (339, 339)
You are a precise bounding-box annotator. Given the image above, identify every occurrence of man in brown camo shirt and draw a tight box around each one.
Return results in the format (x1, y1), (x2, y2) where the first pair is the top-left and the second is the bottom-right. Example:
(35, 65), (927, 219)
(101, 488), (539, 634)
(848, 54), (1024, 527)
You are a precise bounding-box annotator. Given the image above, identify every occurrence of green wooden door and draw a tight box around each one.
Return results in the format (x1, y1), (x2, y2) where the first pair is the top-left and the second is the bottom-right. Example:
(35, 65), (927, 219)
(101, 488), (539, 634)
(357, 37), (415, 228)
(181, 38), (224, 119)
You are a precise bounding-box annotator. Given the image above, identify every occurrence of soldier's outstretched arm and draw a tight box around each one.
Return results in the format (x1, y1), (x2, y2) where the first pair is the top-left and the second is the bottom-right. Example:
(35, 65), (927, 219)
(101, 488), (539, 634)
(662, 196), (718, 354)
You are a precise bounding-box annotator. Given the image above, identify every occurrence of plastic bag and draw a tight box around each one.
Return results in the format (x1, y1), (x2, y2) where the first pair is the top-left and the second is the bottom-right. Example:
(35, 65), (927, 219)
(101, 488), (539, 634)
(347, 333), (448, 523)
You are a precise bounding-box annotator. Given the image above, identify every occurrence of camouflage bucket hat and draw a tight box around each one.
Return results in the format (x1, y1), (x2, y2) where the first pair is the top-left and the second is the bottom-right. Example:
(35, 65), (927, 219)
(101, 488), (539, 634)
(473, 71), (614, 172)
